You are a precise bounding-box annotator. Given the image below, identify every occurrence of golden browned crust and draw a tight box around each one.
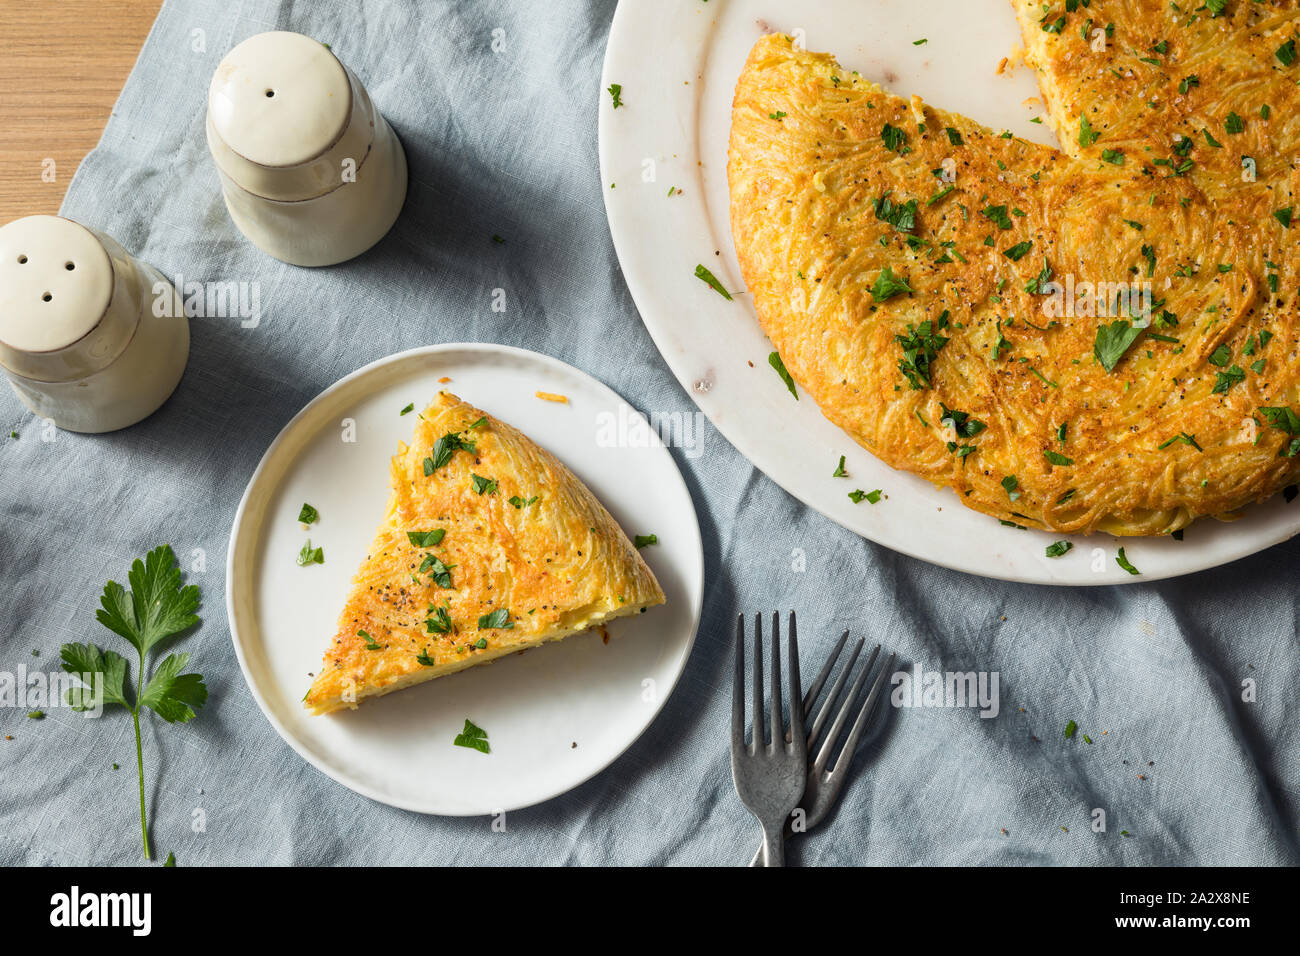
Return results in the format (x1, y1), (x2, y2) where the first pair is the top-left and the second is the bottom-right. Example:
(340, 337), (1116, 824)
(305, 391), (665, 714)
(728, 28), (1300, 536)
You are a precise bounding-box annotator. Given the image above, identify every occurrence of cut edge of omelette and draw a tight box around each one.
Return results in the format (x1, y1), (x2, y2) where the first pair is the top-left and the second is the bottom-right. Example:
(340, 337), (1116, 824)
(304, 391), (665, 715)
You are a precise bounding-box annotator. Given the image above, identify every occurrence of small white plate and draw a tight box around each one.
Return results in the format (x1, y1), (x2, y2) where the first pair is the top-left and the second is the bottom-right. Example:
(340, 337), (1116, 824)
(598, 0), (1300, 584)
(226, 344), (703, 815)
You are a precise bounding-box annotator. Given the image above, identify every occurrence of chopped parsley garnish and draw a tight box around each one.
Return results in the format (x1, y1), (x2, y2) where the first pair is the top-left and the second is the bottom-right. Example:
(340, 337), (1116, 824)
(768, 111), (787, 121)
(1065, 720), (1077, 739)
(1274, 207), (1294, 228)
(1044, 450), (1074, 467)
(833, 455), (848, 477)
(881, 122), (909, 154)
(694, 263), (733, 300)
(1225, 112), (1244, 134)
(768, 351), (798, 399)
(1158, 432), (1202, 451)
(470, 473), (498, 495)
(1101, 149), (1124, 165)
(1202, 128), (1222, 148)
(870, 267), (912, 300)
(940, 404), (985, 462)
(1260, 406), (1300, 457)
(1115, 547), (1140, 575)
(477, 609), (513, 629)
(358, 630), (381, 650)
(1045, 540), (1073, 558)
(1078, 115), (1100, 147)
(941, 404), (985, 439)
(895, 311), (950, 389)
(1178, 75), (1199, 94)
(508, 494), (539, 509)
(453, 718), (490, 754)
(633, 534), (658, 548)
(1093, 319), (1143, 372)
(607, 83), (624, 108)
(1025, 258), (1054, 294)
(1001, 475), (1021, 501)
(1212, 365), (1245, 394)
(946, 127), (964, 146)
(297, 503), (319, 524)
(425, 604), (452, 634)
(296, 541), (324, 566)
(419, 553), (455, 588)
(848, 489), (883, 504)
(429, 431), (476, 471)
(407, 529), (446, 548)
(981, 204), (1014, 230)
(993, 321), (1011, 361)
(1003, 241), (1034, 261)
(874, 192), (918, 232)
(400, 403), (414, 416)
(927, 185), (955, 207)
(416, 647), (436, 666)
(1277, 39), (1297, 67)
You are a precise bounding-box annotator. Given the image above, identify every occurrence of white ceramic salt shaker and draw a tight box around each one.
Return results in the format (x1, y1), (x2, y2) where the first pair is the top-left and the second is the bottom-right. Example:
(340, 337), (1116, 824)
(205, 31), (408, 267)
(0, 215), (189, 433)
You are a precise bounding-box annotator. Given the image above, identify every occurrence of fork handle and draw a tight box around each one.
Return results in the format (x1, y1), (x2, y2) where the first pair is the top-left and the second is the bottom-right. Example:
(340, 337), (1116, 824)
(751, 818), (792, 866)
(759, 821), (785, 867)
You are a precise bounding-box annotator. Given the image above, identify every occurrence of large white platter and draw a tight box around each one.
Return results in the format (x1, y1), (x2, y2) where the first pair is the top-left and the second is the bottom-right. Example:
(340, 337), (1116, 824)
(226, 344), (703, 815)
(598, 0), (1300, 584)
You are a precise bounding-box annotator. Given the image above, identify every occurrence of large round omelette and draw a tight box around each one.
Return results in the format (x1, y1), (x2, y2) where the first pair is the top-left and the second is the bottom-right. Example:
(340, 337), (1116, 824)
(728, 2), (1300, 536)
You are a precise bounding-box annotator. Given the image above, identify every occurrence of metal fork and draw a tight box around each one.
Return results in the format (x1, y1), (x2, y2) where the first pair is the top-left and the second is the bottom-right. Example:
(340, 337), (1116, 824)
(748, 630), (896, 866)
(730, 611), (807, 867)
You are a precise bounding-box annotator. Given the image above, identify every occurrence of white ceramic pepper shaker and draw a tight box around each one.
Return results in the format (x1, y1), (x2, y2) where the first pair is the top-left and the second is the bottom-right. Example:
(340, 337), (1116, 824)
(0, 215), (189, 433)
(205, 31), (409, 267)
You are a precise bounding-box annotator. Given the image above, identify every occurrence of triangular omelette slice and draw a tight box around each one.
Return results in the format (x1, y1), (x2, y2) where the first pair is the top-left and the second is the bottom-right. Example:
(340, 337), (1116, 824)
(305, 391), (665, 714)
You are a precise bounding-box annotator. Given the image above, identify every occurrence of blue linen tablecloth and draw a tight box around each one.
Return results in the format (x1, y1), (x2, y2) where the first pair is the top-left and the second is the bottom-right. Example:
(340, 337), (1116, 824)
(1, 0), (1297, 866)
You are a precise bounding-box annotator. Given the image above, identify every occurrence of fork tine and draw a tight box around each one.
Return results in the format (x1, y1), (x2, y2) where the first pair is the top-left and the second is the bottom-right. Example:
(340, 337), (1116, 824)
(752, 612), (764, 750)
(787, 612), (804, 746)
(769, 611), (783, 745)
(824, 652), (895, 778)
(801, 629), (848, 720)
(812, 644), (881, 776)
(732, 614), (745, 752)
(808, 639), (869, 754)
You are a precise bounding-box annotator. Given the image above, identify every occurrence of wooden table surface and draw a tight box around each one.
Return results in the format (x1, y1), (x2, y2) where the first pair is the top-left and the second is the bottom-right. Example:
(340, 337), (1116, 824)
(0, 1), (163, 224)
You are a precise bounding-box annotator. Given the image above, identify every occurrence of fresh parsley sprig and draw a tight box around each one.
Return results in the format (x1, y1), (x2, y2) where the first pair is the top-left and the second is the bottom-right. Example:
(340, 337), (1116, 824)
(60, 545), (205, 861)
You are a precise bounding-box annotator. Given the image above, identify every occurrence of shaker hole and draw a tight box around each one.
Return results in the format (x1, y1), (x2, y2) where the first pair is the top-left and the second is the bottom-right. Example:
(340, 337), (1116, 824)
(17, 255), (27, 264)
(65, 261), (75, 271)
(41, 292), (52, 302)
